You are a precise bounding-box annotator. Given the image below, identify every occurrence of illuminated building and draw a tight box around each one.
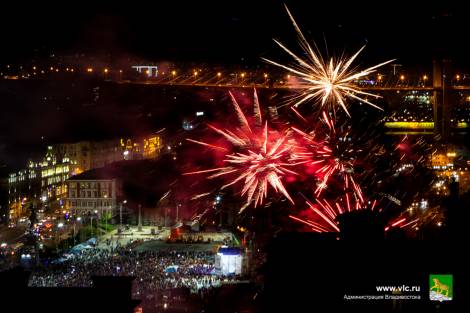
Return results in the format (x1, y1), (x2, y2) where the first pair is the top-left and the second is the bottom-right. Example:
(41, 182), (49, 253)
(66, 173), (121, 218)
(7, 134), (162, 222)
(215, 247), (244, 275)
(131, 65), (158, 77)
(430, 153), (452, 170)
(54, 135), (162, 171)
(8, 146), (71, 222)
(53, 141), (91, 175)
(118, 135), (163, 161)
(142, 135), (162, 159)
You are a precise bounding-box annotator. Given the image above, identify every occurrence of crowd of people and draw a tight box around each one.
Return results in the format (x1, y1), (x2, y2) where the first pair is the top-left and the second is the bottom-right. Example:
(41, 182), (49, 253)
(28, 247), (242, 296)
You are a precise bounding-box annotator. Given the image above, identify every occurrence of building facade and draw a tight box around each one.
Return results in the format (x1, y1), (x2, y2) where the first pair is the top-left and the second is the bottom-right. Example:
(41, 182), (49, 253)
(66, 178), (121, 217)
(7, 134), (162, 222)
(8, 146), (71, 222)
(54, 134), (162, 171)
(53, 141), (91, 175)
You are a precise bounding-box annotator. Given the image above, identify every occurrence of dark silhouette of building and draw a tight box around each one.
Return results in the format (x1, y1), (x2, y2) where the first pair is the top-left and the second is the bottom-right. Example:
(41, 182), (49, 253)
(263, 231), (466, 313)
(1, 267), (140, 313)
(337, 210), (385, 240)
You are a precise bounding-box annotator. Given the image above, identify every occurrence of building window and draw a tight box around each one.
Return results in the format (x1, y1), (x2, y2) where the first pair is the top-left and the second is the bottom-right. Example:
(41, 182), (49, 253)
(87, 191), (91, 198)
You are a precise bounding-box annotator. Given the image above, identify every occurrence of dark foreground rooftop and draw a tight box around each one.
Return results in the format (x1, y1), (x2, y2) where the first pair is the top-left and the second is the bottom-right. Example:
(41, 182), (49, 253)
(2, 267), (140, 313)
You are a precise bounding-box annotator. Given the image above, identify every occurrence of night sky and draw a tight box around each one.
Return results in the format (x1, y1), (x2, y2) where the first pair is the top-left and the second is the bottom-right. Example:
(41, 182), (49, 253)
(0, 1), (466, 66)
(0, 0), (468, 170)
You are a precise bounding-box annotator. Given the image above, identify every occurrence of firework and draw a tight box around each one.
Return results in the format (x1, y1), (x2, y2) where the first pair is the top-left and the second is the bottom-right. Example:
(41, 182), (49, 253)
(262, 5), (394, 116)
(289, 194), (373, 233)
(291, 111), (364, 201)
(184, 89), (296, 209)
(290, 193), (422, 234)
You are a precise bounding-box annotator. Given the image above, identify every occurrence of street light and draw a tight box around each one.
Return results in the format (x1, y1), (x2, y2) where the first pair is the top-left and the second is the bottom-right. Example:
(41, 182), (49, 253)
(90, 215), (95, 238)
(73, 216), (81, 246)
(120, 200), (127, 232)
(56, 223), (64, 253)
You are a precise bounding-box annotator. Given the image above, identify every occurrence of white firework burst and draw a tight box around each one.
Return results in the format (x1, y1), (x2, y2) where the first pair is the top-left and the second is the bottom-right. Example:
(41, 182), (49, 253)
(262, 5), (395, 116)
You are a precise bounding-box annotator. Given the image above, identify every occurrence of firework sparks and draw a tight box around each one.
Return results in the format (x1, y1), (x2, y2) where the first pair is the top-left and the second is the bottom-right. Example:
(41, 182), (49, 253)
(184, 89), (296, 209)
(291, 111), (363, 201)
(262, 5), (394, 116)
(290, 193), (422, 234)
(289, 194), (369, 233)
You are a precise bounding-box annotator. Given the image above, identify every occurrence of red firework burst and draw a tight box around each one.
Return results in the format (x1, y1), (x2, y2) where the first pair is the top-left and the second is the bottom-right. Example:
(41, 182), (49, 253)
(291, 110), (363, 201)
(184, 89), (296, 210)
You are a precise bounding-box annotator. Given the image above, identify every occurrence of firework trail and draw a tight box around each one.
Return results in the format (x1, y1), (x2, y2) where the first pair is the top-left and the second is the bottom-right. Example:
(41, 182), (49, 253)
(262, 5), (394, 116)
(184, 89), (297, 210)
(288, 194), (372, 233)
(289, 195), (416, 234)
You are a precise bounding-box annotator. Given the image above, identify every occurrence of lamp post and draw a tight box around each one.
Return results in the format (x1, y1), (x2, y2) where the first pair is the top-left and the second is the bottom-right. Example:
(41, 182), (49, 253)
(56, 222), (64, 254)
(94, 210), (99, 240)
(120, 200), (127, 232)
(105, 208), (108, 235)
(90, 216), (93, 238)
(74, 216), (81, 246)
(138, 204), (142, 232)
